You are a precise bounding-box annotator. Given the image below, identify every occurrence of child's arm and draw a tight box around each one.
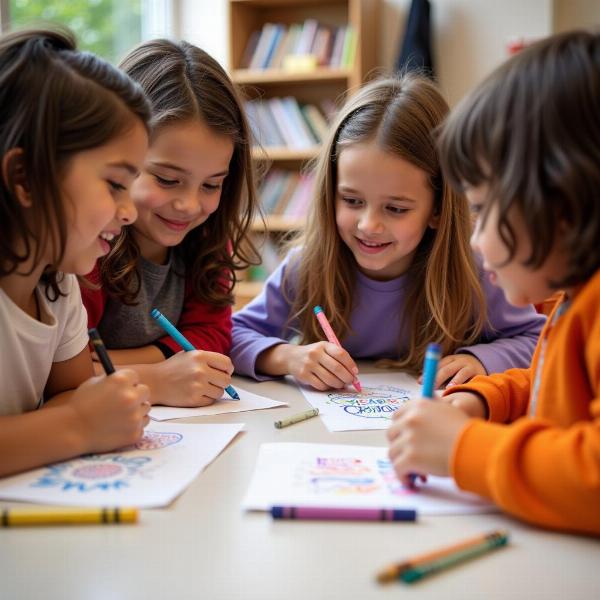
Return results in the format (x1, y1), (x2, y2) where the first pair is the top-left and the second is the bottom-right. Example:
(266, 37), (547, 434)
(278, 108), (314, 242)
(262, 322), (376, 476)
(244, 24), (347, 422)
(231, 254), (358, 388)
(231, 256), (299, 380)
(0, 350), (150, 477)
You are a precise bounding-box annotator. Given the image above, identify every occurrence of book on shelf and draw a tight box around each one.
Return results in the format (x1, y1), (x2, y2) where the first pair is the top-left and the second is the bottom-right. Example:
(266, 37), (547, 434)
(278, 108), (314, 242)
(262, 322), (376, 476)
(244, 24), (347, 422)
(245, 98), (329, 150)
(240, 20), (356, 72)
(257, 169), (315, 219)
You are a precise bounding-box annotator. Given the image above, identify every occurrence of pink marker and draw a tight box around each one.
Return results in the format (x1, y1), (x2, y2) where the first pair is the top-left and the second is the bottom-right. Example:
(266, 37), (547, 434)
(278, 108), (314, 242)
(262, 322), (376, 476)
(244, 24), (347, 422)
(271, 506), (416, 522)
(313, 305), (362, 393)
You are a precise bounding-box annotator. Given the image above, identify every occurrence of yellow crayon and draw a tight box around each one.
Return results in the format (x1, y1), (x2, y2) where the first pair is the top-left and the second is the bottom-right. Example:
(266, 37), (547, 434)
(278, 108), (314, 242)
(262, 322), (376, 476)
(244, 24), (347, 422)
(274, 408), (319, 429)
(1, 506), (138, 527)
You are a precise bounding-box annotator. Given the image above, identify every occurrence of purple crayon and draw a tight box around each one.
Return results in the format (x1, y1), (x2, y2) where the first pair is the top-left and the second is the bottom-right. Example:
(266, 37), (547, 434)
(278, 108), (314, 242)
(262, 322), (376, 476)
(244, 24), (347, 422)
(271, 506), (417, 522)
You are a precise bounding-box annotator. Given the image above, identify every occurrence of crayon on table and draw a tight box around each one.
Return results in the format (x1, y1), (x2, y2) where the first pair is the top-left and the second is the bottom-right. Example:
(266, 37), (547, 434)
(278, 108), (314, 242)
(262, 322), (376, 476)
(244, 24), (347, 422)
(274, 408), (319, 429)
(271, 506), (417, 522)
(408, 341), (441, 486)
(399, 530), (509, 584)
(313, 306), (362, 393)
(376, 529), (504, 583)
(150, 308), (239, 400)
(1, 507), (138, 526)
(88, 328), (115, 375)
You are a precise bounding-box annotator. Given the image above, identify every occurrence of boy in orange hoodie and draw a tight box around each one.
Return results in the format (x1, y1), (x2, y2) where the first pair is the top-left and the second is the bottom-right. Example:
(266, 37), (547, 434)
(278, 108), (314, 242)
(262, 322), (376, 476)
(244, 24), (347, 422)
(387, 30), (600, 536)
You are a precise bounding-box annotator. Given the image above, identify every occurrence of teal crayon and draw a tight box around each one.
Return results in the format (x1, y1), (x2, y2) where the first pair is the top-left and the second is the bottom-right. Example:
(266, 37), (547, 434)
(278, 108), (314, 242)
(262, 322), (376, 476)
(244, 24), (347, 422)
(150, 308), (240, 400)
(399, 530), (509, 583)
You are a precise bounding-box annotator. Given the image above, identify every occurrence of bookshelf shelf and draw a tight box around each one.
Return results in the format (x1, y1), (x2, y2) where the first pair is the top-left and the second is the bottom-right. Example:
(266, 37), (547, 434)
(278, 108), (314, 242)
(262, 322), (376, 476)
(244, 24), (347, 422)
(229, 0), (379, 309)
(252, 146), (320, 161)
(232, 67), (352, 85)
(252, 215), (306, 231)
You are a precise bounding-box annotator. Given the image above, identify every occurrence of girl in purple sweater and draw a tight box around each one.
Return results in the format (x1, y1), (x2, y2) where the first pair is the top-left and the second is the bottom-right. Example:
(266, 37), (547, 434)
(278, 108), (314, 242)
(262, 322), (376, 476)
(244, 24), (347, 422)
(232, 75), (545, 391)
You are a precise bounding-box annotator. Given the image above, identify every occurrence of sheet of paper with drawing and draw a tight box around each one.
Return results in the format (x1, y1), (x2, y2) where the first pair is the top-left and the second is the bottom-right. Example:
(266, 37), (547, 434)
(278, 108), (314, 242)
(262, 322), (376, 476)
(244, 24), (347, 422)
(150, 387), (287, 421)
(298, 373), (421, 432)
(243, 443), (495, 516)
(0, 422), (243, 508)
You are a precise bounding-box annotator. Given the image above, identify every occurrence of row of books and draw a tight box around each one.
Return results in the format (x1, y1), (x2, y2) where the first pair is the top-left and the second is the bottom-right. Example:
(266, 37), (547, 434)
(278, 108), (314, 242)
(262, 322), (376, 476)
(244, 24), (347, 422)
(258, 169), (316, 218)
(246, 97), (329, 150)
(240, 19), (356, 71)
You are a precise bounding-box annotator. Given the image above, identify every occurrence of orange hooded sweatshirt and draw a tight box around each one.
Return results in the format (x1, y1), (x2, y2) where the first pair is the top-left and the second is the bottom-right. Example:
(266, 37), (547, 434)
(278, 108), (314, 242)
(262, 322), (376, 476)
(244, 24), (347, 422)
(446, 269), (600, 536)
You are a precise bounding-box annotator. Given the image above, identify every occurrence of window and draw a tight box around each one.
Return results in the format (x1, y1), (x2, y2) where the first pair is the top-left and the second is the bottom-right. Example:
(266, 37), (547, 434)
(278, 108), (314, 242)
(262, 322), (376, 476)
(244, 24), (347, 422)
(0, 0), (174, 64)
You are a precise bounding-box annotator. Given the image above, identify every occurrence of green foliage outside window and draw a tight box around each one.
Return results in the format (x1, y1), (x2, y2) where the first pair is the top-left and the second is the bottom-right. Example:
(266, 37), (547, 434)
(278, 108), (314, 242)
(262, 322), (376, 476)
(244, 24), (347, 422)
(9, 0), (142, 63)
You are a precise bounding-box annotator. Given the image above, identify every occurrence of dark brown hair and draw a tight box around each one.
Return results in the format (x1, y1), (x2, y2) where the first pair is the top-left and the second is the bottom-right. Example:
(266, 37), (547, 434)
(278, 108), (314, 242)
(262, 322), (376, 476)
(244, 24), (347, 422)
(288, 74), (485, 373)
(102, 39), (260, 306)
(439, 29), (600, 289)
(0, 27), (150, 300)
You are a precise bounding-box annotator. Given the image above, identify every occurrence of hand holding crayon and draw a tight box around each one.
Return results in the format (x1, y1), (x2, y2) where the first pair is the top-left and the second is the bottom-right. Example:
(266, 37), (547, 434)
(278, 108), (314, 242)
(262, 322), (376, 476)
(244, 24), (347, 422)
(313, 306), (362, 392)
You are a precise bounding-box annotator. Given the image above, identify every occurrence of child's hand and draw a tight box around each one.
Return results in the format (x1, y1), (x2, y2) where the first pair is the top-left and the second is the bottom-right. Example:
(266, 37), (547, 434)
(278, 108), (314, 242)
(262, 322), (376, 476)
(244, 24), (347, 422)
(147, 350), (234, 407)
(287, 341), (359, 391)
(441, 391), (488, 418)
(387, 399), (470, 486)
(417, 353), (486, 389)
(69, 369), (150, 453)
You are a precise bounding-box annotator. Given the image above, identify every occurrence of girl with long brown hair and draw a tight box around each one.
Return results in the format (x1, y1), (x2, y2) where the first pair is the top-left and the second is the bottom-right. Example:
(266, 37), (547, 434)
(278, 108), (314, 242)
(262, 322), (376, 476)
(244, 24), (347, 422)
(0, 27), (151, 476)
(82, 40), (260, 407)
(231, 74), (544, 391)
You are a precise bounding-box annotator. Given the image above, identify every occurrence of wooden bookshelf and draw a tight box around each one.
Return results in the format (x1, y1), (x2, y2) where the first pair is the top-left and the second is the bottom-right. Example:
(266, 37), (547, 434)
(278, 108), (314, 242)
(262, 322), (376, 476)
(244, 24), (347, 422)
(251, 215), (306, 231)
(229, 0), (379, 309)
(232, 66), (352, 85)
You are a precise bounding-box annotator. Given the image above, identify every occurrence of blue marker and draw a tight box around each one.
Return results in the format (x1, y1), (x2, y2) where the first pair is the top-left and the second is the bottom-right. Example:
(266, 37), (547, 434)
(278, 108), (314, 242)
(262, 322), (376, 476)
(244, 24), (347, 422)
(408, 342), (442, 487)
(150, 308), (240, 400)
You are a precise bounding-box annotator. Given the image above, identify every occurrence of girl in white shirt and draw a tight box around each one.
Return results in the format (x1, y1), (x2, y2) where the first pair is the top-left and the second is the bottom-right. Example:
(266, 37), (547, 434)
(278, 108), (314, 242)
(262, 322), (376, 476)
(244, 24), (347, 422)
(0, 27), (151, 476)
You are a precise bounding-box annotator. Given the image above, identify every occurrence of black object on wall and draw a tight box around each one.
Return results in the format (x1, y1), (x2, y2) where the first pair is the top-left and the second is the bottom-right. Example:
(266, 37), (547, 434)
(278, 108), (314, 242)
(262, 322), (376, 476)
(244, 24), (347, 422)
(395, 0), (434, 78)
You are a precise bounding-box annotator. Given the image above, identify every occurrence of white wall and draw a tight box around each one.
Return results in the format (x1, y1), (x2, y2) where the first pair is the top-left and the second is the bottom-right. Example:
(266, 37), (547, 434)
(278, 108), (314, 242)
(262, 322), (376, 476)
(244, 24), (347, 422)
(177, 0), (587, 105)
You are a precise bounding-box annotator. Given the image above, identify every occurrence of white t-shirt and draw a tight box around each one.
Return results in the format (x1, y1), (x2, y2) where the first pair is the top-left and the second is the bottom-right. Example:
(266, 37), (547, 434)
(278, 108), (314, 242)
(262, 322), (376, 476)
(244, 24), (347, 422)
(0, 274), (89, 416)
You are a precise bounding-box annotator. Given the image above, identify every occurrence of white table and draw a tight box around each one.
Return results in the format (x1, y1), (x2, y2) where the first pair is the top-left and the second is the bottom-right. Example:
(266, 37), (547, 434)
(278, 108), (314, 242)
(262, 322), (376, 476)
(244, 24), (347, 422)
(1, 368), (598, 599)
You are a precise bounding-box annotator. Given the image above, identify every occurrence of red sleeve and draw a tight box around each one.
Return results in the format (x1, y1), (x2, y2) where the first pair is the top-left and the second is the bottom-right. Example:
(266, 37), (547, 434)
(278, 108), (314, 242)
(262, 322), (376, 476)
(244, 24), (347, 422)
(158, 273), (232, 356)
(79, 262), (108, 329)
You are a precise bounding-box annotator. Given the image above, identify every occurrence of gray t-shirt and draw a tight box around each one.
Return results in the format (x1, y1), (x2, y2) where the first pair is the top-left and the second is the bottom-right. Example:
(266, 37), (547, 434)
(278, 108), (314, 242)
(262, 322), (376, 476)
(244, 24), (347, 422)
(98, 252), (186, 349)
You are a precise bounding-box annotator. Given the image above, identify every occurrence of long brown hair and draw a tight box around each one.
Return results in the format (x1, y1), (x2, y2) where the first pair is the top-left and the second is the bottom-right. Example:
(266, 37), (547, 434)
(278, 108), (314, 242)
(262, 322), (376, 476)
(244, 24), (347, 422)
(288, 74), (486, 373)
(0, 27), (150, 300)
(101, 39), (260, 306)
(439, 30), (600, 289)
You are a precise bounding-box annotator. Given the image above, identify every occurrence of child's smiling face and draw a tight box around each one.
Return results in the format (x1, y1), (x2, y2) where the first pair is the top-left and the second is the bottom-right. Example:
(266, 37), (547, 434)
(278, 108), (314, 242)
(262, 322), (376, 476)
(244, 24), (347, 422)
(58, 120), (148, 275)
(466, 184), (570, 306)
(130, 119), (233, 264)
(334, 141), (437, 281)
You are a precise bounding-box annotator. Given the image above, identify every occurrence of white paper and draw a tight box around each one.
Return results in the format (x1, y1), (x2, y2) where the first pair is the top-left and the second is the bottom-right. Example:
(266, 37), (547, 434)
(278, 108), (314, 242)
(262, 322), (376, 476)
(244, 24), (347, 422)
(243, 443), (496, 515)
(150, 387), (287, 421)
(0, 422), (243, 508)
(298, 373), (422, 431)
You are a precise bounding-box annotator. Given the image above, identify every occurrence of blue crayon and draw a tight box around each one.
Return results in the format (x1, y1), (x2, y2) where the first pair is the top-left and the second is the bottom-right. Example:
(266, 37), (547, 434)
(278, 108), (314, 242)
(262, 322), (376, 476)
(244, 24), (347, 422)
(421, 343), (441, 399)
(408, 343), (441, 487)
(150, 308), (240, 400)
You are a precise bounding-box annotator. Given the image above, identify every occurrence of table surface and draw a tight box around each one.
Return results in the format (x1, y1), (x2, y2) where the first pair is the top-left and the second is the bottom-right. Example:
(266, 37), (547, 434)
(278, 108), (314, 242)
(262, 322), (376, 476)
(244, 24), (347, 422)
(1, 366), (598, 600)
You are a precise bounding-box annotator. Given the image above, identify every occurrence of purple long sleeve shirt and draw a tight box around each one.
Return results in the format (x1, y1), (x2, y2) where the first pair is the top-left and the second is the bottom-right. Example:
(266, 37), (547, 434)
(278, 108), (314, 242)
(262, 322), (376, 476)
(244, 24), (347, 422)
(231, 251), (546, 380)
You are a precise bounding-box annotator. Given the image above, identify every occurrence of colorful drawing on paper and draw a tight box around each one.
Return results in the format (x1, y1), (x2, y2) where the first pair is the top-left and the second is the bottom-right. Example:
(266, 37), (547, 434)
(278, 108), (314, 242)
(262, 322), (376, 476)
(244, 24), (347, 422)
(0, 422), (244, 509)
(326, 385), (411, 420)
(30, 431), (183, 494)
(294, 456), (412, 497)
(243, 443), (498, 515)
(298, 374), (422, 431)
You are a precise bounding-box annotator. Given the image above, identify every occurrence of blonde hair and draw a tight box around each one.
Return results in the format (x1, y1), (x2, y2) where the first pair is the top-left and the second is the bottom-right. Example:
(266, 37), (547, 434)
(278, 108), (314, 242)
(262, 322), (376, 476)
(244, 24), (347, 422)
(287, 74), (486, 373)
